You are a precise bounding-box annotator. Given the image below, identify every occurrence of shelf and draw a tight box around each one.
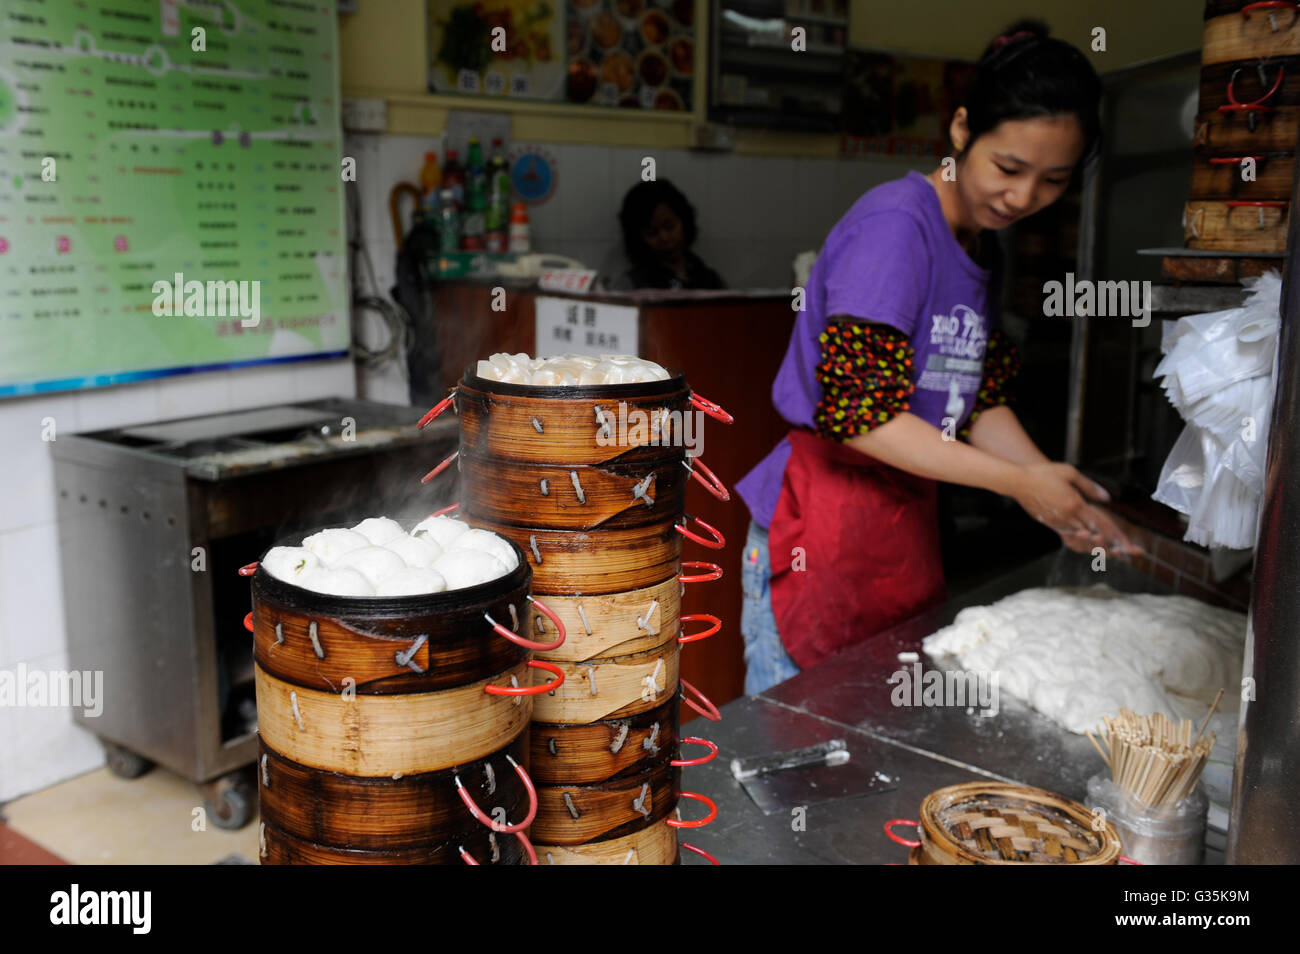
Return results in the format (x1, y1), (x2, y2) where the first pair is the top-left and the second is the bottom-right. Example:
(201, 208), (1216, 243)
(709, 104), (840, 132)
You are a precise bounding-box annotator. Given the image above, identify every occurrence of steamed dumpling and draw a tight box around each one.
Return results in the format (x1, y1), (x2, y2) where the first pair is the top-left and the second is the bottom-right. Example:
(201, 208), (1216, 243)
(375, 567), (448, 596)
(298, 566), (376, 596)
(351, 516), (406, 547)
(331, 545), (407, 585)
(411, 515), (470, 549)
(386, 534), (443, 568)
(529, 367), (578, 386)
(261, 546), (319, 583)
(449, 528), (519, 571)
(432, 550), (509, 589)
(302, 528), (369, 565)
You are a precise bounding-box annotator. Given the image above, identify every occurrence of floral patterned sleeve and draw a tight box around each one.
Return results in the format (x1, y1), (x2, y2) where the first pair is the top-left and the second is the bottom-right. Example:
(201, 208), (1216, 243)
(813, 319), (916, 441)
(959, 329), (1021, 440)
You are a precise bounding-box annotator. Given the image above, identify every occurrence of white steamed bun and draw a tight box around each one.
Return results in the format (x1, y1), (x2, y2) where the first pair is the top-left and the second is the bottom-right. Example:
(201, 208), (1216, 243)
(351, 516), (406, 547)
(302, 528), (369, 566)
(261, 546), (319, 583)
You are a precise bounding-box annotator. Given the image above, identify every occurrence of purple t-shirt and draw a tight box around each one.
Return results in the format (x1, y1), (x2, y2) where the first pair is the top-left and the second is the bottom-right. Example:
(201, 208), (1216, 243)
(736, 170), (997, 529)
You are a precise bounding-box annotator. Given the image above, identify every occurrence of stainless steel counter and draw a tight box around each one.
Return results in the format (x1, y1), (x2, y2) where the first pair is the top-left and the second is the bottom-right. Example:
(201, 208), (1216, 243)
(679, 549), (1229, 864)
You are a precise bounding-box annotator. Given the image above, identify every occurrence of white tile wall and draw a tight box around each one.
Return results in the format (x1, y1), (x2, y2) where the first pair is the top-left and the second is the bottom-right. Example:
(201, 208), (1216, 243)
(0, 359), (356, 801)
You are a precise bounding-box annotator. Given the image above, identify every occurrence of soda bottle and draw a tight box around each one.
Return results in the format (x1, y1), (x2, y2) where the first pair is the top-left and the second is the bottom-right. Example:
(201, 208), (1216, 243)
(437, 188), (460, 253)
(461, 138), (487, 250)
(418, 151), (441, 218)
(442, 149), (465, 210)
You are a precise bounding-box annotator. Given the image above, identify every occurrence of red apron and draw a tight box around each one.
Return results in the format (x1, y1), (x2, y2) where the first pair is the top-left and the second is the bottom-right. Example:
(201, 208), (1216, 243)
(767, 428), (946, 670)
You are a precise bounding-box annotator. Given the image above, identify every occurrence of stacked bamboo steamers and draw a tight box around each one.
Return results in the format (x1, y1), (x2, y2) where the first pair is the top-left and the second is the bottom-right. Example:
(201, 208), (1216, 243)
(243, 531), (560, 864)
(449, 366), (729, 864)
(1187, 1), (1300, 252)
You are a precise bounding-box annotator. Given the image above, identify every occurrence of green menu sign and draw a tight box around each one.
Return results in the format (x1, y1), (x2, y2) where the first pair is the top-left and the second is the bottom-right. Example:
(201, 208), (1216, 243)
(0, 0), (348, 396)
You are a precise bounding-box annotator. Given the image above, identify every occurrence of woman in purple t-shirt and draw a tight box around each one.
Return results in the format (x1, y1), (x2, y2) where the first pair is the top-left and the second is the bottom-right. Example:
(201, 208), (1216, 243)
(735, 20), (1142, 694)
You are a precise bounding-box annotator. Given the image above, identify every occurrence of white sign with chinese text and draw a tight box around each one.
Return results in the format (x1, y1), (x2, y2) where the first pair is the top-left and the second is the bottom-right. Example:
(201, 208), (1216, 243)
(535, 297), (639, 359)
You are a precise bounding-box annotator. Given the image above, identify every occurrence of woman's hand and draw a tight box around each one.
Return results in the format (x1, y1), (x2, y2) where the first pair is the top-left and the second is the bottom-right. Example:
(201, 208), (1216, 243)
(1010, 463), (1143, 556)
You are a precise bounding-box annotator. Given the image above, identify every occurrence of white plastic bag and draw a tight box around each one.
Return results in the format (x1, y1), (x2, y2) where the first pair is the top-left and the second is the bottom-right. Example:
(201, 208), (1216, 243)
(1152, 272), (1281, 550)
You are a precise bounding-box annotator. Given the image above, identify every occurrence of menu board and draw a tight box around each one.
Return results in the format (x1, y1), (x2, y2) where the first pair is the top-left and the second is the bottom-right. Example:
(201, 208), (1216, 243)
(426, 0), (694, 111)
(0, 0), (348, 397)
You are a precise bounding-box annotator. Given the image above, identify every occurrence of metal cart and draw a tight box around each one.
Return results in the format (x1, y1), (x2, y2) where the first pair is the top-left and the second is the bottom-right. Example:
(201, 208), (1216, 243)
(51, 397), (457, 828)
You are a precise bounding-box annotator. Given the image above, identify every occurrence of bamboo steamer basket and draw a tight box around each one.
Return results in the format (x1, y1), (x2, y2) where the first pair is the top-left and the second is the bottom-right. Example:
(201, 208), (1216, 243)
(248, 529), (558, 865)
(1203, 5), (1300, 66)
(456, 371), (692, 467)
(1184, 198), (1289, 251)
(531, 693), (680, 784)
(1189, 154), (1295, 200)
(260, 819), (529, 865)
(1198, 57), (1300, 112)
(530, 574), (681, 663)
(250, 552), (530, 694)
(530, 641), (680, 725)
(473, 517), (682, 596)
(887, 782), (1124, 866)
(458, 450), (687, 531)
(257, 734), (528, 856)
(530, 760), (681, 845)
(1195, 106), (1299, 154)
(535, 818), (681, 865)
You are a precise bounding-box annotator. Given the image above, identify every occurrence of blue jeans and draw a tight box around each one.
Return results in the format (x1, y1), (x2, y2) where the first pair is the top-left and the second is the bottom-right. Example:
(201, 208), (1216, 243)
(740, 520), (801, 695)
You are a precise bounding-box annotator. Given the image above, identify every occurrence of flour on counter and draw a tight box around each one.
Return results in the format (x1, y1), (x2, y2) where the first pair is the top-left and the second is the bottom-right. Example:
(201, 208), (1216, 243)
(921, 586), (1245, 736)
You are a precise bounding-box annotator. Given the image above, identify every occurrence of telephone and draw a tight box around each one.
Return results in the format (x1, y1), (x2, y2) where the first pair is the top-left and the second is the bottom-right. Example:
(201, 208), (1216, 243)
(496, 253), (589, 278)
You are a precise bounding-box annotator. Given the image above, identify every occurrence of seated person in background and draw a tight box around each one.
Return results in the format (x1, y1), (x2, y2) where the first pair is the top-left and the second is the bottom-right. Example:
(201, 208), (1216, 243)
(609, 180), (726, 291)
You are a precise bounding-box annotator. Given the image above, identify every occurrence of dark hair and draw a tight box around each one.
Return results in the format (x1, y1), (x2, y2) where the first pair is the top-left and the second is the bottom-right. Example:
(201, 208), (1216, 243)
(619, 179), (698, 266)
(960, 19), (1103, 165)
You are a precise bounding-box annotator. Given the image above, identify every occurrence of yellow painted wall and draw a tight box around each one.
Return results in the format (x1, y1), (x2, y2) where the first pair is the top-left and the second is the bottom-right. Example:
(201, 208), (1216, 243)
(848, 0), (1203, 67)
(340, 0), (1203, 154)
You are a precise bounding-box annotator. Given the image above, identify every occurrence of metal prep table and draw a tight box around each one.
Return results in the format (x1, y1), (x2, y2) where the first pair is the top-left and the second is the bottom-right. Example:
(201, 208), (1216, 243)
(678, 549), (1231, 864)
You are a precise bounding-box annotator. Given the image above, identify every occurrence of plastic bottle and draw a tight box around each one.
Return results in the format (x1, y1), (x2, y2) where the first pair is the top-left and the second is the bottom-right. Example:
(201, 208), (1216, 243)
(437, 187), (460, 254)
(418, 151), (441, 218)
(486, 156), (511, 252)
(461, 138), (487, 250)
(508, 202), (531, 254)
(442, 149), (465, 211)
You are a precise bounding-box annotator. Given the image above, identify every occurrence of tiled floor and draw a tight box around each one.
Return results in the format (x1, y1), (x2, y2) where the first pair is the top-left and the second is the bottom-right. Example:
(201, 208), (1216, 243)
(1, 767), (260, 865)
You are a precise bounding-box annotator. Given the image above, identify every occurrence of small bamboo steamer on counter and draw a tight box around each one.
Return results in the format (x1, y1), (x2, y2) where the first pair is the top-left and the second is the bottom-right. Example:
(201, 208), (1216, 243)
(889, 782), (1123, 866)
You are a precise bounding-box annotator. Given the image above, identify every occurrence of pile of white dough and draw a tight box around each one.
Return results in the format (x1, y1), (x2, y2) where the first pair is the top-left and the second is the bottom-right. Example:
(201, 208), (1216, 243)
(260, 516), (518, 597)
(475, 352), (670, 386)
(922, 586), (1246, 735)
